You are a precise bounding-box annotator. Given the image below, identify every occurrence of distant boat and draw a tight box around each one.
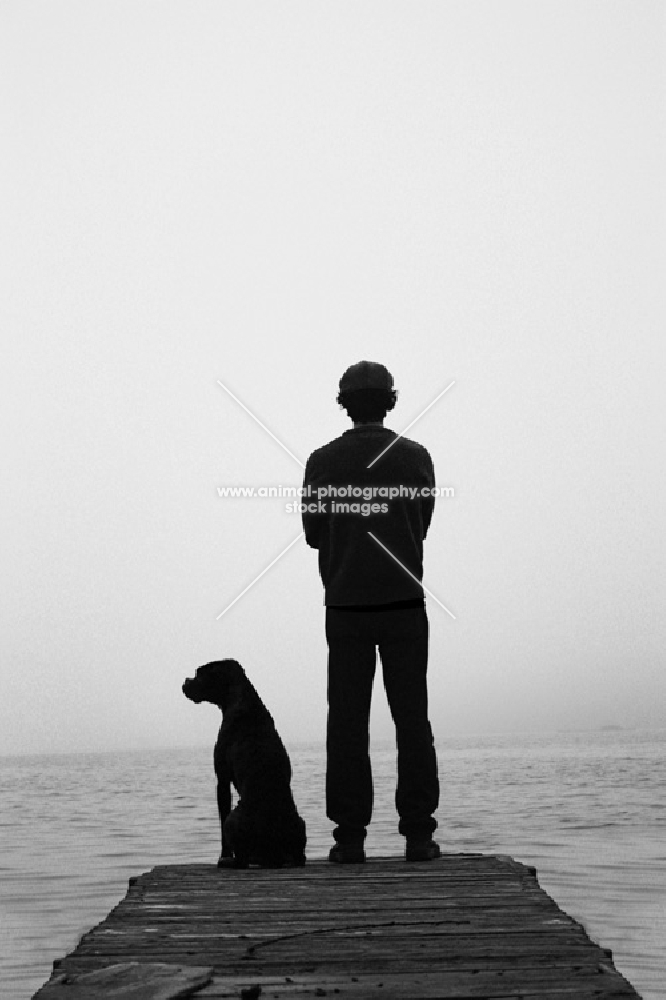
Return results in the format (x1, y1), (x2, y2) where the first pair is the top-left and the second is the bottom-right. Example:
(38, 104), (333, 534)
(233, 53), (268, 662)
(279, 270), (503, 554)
(600, 724), (623, 731)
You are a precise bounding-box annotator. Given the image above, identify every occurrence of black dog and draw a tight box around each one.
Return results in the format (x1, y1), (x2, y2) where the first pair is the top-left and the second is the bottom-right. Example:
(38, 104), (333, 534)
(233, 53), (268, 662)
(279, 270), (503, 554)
(182, 659), (306, 868)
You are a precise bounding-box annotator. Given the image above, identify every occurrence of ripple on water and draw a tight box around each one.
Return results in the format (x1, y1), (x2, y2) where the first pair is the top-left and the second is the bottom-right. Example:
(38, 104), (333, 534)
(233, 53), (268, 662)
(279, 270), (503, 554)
(1, 733), (665, 1000)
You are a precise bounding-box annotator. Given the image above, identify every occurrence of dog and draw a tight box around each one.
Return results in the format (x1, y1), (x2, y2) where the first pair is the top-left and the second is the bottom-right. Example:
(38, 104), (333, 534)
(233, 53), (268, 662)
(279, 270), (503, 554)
(182, 659), (307, 868)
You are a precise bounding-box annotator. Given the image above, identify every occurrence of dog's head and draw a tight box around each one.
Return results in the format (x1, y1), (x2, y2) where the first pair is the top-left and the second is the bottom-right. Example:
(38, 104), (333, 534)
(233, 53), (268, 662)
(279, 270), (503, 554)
(182, 659), (247, 710)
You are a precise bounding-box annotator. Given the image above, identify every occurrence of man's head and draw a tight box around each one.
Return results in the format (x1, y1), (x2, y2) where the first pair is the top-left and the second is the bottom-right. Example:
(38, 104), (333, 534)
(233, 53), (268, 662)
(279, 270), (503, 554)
(337, 361), (397, 424)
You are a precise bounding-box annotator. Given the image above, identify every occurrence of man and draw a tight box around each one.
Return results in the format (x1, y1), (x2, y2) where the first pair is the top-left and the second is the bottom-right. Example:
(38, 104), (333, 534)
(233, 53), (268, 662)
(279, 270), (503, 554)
(302, 361), (440, 863)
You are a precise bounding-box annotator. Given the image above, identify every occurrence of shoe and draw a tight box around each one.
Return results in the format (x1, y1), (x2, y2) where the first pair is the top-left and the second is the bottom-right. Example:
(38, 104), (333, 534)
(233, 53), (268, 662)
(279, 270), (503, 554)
(328, 843), (366, 864)
(405, 839), (441, 862)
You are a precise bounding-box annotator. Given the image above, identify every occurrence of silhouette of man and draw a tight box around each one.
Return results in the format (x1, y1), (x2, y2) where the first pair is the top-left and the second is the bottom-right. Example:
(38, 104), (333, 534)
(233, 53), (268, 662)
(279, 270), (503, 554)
(303, 361), (440, 862)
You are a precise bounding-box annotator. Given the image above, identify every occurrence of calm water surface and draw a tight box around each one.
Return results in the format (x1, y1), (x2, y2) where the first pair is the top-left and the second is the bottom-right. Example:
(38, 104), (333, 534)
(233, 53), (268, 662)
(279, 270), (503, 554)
(1, 730), (664, 999)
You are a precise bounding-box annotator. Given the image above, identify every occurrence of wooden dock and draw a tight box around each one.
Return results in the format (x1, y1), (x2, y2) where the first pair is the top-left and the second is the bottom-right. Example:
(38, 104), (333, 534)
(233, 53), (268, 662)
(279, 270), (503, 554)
(34, 854), (642, 999)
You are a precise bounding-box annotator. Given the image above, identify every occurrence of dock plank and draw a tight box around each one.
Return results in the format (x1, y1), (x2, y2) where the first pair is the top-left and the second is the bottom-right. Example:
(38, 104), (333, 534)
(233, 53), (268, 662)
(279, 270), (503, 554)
(34, 854), (641, 999)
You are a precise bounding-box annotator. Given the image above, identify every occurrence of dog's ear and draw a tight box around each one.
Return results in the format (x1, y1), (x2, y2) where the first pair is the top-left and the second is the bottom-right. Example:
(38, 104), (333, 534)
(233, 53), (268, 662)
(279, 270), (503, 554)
(219, 660), (246, 698)
(220, 659), (246, 680)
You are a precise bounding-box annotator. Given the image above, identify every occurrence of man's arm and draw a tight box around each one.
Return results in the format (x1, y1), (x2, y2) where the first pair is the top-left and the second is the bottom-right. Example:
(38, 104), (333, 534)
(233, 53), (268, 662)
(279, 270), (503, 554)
(301, 456), (322, 549)
(421, 451), (436, 539)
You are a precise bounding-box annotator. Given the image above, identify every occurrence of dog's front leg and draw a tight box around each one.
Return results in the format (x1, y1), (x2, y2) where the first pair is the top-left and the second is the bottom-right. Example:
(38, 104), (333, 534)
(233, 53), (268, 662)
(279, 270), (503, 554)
(215, 764), (234, 867)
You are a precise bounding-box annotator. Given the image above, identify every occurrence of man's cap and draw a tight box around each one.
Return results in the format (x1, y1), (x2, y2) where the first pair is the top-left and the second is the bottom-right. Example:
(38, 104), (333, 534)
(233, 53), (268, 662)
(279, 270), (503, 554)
(339, 361), (394, 394)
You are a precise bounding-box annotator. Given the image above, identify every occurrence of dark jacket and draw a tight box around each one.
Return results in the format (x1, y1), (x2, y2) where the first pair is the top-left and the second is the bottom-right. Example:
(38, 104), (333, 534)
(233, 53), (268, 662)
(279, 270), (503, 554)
(302, 426), (435, 606)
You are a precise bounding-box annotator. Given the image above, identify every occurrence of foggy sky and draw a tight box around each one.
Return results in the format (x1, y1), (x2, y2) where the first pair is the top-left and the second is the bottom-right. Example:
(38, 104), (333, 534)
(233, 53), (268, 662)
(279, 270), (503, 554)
(2, 1), (664, 755)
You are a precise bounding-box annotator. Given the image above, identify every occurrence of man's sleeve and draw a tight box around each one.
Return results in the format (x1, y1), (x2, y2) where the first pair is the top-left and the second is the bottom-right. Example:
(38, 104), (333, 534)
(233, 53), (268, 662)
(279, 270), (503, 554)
(301, 455), (322, 549)
(421, 451), (436, 539)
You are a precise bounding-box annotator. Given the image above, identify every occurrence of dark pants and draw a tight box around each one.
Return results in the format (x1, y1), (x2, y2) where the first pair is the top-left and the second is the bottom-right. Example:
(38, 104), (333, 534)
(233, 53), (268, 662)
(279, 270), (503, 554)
(325, 606), (439, 842)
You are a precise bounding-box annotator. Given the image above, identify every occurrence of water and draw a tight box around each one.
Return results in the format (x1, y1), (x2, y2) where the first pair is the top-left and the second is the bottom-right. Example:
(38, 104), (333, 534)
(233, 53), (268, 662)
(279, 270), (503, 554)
(1, 730), (664, 1000)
